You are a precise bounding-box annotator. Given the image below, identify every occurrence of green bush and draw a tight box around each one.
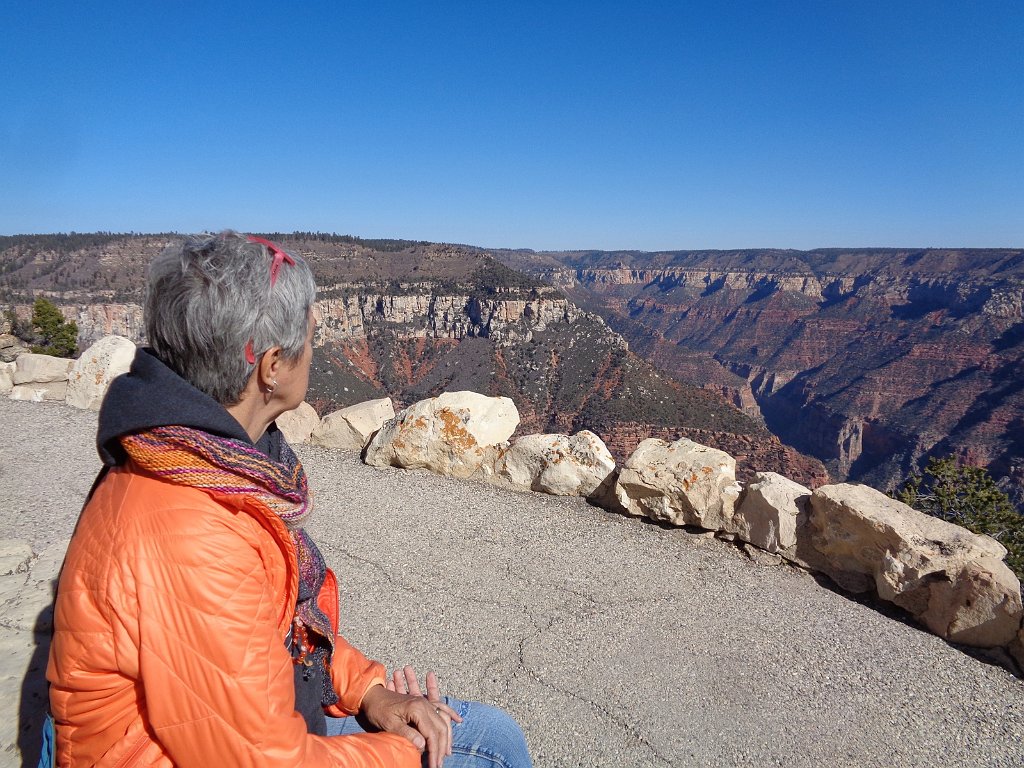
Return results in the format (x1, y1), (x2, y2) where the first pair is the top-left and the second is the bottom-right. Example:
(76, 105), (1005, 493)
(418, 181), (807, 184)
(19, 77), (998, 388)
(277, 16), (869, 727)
(895, 456), (1024, 581)
(29, 297), (78, 357)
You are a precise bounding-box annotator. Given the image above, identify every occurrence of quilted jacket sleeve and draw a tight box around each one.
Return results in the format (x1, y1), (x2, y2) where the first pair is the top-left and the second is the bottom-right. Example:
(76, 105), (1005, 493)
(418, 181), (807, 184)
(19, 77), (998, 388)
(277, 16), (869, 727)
(127, 501), (420, 768)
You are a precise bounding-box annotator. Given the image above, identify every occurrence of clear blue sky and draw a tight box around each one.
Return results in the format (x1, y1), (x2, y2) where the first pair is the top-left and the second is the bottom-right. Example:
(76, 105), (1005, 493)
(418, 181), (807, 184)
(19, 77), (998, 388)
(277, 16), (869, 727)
(1, 1), (1021, 250)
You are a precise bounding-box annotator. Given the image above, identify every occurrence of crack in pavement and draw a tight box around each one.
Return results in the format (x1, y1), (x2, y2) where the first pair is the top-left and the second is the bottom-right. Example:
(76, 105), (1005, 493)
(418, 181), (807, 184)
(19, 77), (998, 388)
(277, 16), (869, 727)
(508, 610), (677, 767)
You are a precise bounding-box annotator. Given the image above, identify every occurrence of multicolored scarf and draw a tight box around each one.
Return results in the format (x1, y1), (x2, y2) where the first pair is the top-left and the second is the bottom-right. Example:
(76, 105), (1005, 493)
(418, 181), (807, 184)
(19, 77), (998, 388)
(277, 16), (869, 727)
(120, 425), (336, 666)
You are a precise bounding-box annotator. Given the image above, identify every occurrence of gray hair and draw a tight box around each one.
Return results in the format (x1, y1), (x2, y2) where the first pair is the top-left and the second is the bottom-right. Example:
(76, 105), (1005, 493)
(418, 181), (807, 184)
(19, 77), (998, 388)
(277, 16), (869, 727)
(145, 230), (316, 405)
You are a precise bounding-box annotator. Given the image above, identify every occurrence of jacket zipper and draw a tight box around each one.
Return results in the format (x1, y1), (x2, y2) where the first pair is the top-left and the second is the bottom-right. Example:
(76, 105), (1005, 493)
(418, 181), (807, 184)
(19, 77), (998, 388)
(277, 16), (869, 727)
(111, 730), (149, 768)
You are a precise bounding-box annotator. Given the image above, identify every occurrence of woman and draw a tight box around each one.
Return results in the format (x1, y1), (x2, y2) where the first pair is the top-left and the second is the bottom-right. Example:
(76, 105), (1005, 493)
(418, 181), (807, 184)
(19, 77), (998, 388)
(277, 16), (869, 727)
(47, 231), (531, 767)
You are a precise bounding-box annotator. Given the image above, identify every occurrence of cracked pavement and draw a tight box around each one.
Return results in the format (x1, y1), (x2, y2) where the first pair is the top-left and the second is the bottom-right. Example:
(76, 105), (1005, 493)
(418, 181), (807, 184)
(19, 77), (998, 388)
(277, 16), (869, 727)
(2, 397), (1024, 767)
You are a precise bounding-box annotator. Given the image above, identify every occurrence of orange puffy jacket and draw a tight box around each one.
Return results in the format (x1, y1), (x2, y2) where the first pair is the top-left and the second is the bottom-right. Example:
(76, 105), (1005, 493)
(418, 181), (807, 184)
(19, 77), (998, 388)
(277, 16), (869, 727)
(47, 461), (420, 767)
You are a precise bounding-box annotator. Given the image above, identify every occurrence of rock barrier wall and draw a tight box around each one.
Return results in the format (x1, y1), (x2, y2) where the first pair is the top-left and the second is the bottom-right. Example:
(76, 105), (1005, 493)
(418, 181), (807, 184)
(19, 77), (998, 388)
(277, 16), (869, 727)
(10, 337), (1024, 674)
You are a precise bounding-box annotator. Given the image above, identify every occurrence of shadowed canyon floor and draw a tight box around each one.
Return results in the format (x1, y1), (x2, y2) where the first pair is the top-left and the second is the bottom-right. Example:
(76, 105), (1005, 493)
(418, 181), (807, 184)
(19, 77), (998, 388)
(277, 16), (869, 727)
(1, 397), (1023, 767)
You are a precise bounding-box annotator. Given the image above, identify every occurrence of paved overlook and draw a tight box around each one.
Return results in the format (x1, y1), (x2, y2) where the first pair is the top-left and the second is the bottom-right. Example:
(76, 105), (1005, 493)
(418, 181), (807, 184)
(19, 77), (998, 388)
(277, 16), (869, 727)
(1, 397), (1023, 767)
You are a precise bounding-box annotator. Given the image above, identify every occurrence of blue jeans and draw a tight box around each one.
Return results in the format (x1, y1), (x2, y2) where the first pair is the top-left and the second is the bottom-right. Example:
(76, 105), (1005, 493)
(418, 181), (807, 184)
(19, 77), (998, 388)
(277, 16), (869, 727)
(326, 696), (532, 767)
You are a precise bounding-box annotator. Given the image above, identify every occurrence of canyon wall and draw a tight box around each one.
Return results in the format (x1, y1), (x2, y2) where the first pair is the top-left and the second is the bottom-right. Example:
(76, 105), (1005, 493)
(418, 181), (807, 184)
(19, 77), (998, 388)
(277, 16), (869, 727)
(499, 248), (1023, 503)
(0, 235), (829, 486)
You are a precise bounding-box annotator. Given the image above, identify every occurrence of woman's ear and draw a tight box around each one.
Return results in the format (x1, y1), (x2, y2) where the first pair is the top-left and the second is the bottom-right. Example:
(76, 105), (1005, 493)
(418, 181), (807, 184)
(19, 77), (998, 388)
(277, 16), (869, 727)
(257, 346), (284, 393)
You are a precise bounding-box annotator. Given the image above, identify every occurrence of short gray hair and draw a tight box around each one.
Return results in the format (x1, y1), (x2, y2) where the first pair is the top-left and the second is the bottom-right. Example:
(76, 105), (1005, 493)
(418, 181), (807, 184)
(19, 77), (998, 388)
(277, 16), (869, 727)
(145, 230), (316, 405)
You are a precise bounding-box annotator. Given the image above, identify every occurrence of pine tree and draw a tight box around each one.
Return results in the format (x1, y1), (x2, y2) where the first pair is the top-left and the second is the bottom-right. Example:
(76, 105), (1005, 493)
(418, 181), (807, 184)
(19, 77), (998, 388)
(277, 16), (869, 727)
(30, 297), (78, 357)
(896, 456), (1024, 581)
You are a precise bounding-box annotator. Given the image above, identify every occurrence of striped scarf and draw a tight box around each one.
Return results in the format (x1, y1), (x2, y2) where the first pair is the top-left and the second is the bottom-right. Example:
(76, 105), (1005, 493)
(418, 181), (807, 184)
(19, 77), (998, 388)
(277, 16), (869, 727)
(121, 426), (336, 663)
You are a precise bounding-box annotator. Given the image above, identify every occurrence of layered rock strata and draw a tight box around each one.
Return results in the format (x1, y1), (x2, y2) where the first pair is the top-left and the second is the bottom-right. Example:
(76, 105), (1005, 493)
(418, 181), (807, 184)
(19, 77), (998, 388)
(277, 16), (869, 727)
(497, 248), (1024, 504)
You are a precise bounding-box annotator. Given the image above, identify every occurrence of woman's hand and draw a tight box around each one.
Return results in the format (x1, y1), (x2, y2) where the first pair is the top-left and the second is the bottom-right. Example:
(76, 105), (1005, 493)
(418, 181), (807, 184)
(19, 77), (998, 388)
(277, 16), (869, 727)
(360, 669), (461, 768)
(386, 666), (464, 761)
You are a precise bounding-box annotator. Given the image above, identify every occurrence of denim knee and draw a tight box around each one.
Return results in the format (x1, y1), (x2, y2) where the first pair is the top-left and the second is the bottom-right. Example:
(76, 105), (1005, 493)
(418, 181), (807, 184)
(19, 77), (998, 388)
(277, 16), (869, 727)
(444, 697), (531, 768)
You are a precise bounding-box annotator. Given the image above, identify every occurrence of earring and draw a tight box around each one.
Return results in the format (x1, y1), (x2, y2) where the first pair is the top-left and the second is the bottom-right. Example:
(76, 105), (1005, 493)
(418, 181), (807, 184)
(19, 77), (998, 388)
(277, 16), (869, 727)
(266, 379), (278, 395)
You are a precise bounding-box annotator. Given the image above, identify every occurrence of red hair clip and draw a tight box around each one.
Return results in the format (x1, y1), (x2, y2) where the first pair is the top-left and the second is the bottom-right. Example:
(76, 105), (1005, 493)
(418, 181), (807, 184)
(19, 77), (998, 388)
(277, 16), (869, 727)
(248, 235), (296, 288)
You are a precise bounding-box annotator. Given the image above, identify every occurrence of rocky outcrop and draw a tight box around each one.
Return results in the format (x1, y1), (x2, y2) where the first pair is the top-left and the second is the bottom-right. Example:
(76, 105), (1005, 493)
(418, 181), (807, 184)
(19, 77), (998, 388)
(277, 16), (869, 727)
(312, 398), (396, 451)
(315, 290), (579, 346)
(365, 391), (520, 478)
(3, 236), (830, 489)
(65, 335), (136, 410)
(3, 303), (146, 348)
(613, 438), (741, 530)
(74, 303), (145, 346)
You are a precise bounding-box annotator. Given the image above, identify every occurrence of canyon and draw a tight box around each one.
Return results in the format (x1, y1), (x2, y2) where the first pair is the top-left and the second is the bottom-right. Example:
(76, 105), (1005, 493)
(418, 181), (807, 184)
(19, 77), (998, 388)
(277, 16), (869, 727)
(8, 236), (1023, 501)
(0, 235), (825, 487)
(492, 248), (1024, 505)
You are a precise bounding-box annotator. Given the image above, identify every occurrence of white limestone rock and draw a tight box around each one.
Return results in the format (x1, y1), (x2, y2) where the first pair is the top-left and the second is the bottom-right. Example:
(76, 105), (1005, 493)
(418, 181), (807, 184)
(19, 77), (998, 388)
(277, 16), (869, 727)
(731, 472), (810, 554)
(12, 352), (73, 384)
(613, 437), (741, 530)
(809, 483), (1023, 648)
(312, 398), (396, 452)
(9, 381), (68, 402)
(65, 335), (136, 410)
(489, 431), (616, 498)
(0, 361), (14, 395)
(365, 391), (519, 479)
(918, 555), (1023, 648)
(276, 401), (321, 445)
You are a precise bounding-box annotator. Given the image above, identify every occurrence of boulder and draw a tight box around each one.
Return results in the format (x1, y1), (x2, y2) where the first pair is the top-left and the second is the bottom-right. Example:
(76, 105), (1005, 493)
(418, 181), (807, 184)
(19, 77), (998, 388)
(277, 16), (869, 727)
(731, 472), (810, 554)
(276, 401), (321, 445)
(613, 437), (741, 530)
(489, 431), (616, 498)
(0, 361), (14, 395)
(9, 381), (68, 402)
(13, 353), (73, 384)
(312, 398), (396, 451)
(65, 335), (136, 410)
(809, 483), (1023, 647)
(918, 556), (1023, 648)
(364, 391), (519, 479)
(0, 334), (28, 363)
